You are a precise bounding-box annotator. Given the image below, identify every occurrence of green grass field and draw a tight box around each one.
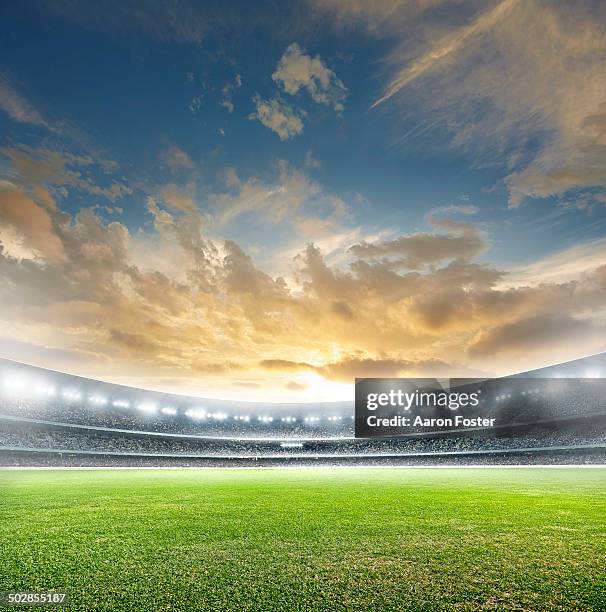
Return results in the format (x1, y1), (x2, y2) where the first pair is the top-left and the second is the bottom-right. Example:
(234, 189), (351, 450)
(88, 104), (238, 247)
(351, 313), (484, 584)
(0, 467), (605, 611)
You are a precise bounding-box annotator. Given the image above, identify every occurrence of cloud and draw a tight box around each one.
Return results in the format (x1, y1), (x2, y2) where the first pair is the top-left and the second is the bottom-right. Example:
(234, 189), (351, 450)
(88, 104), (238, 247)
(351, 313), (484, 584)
(0, 184), (66, 262)
(501, 237), (606, 288)
(220, 74), (242, 114)
(249, 95), (304, 140)
(158, 183), (197, 214)
(0, 145), (132, 202)
(349, 214), (486, 269)
(316, 0), (606, 208)
(42, 0), (210, 44)
(468, 315), (600, 357)
(0, 76), (53, 130)
(158, 145), (194, 171)
(372, 0), (519, 108)
(305, 150), (321, 169)
(252, 43), (347, 139)
(2, 145), (606, 397)
(209, 161), (350, 244)
(309, 0), (445, 35)
(285, 380), (308, 391)
(272, 43), (348, 111)
(260, 355), (467, 383)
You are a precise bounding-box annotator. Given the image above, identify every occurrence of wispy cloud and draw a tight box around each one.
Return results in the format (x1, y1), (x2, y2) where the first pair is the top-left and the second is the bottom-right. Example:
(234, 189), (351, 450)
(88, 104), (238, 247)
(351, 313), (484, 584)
(0, 76), (55, 131)
(371, 0), (518, 108)
(317, 0), (606, 209)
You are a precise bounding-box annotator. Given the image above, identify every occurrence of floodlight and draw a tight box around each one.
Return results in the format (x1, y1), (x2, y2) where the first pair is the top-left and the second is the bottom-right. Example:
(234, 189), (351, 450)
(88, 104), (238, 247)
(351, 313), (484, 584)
(112, 399), (130, 408)
(62, 389), (82, 401)
(161, 406), (176, 415)
(89, 395), (107, 406)
(35, 384), (55, 397)
(2, 373), (29, 395)
(137, 402), (157, 413)
(185, 408), (206, 419)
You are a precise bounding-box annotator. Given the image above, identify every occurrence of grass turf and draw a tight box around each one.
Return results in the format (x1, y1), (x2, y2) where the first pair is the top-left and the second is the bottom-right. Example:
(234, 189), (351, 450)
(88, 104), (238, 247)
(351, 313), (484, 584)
(0, 467), (604, 611)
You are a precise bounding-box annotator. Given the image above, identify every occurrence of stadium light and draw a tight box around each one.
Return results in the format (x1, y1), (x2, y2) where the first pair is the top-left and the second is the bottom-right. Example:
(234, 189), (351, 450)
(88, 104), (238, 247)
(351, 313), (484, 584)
(161, 406), (176, 415)
(89, 395), (107, 406)
(137, 402), (157, 414)
(62, 389), (82, 402)
(34, 384), (55, 397)
(112, 399), (130, 408)
(2, 373), (30, 396)
(185, 408), (206, 420)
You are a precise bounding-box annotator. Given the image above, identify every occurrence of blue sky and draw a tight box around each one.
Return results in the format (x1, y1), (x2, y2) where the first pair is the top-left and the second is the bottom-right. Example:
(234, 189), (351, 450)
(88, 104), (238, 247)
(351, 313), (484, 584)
(1, 1), (605, 400)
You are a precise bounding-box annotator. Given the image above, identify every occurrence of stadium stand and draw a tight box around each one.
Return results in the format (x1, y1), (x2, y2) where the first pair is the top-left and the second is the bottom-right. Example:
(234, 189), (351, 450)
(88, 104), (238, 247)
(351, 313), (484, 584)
(0, 355), (605, 466)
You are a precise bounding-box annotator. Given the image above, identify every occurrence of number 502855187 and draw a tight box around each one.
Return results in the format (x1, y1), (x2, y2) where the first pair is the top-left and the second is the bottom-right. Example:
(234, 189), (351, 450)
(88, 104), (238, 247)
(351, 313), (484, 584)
(2, 592), (68, 606)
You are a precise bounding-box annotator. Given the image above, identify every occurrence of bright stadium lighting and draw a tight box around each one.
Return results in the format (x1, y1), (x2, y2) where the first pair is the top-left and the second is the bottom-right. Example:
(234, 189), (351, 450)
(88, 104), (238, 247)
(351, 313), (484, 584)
(62, 389), (82, 402)
(161, 407), (176, 415)
(112, 399), (130, 408)
(137, 402), (157, 414)
(89, 395), (107, 406)
(185, 408), (206, 420)
(34, 384), (55, 397)
(2, 373), (30, 395)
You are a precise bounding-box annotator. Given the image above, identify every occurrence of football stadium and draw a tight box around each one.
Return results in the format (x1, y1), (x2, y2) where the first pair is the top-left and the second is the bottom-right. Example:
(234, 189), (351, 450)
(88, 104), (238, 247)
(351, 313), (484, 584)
(1, 355), (605, 610)
(2, 1), (606, 609)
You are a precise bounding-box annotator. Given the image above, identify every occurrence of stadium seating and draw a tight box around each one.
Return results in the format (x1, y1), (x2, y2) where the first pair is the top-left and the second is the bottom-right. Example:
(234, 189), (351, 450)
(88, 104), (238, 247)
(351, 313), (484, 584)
(0, 355), (605, 466)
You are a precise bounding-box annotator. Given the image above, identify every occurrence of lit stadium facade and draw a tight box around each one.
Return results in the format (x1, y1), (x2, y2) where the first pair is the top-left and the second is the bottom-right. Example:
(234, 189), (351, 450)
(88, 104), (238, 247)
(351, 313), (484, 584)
(1, 355), (605, 467)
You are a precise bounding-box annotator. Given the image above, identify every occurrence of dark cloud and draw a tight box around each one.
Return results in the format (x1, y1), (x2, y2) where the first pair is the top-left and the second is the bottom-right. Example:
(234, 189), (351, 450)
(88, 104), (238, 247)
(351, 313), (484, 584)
(349, 216), (486, 270)
(469, 315), (601, 357)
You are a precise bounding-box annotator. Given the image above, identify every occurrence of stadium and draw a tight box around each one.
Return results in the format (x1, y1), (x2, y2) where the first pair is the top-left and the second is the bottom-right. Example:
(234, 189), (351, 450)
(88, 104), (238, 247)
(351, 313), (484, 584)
(1, 354), (605, 468)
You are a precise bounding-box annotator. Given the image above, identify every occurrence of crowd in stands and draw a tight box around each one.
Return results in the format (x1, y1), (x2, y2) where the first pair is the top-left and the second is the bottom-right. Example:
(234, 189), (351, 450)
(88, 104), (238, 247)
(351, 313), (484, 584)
(0, 418), (603, 461)
(1, 449), (603, 468)
(0, 398), (354, 438)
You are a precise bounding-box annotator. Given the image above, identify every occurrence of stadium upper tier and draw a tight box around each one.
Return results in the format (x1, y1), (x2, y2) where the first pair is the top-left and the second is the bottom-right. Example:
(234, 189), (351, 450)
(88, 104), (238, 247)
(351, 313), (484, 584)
(1, 354), (606, 440)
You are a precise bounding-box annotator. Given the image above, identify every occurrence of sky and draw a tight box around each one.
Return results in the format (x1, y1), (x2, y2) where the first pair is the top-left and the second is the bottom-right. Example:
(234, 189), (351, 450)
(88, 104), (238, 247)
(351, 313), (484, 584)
(0, 0), (605, 401)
